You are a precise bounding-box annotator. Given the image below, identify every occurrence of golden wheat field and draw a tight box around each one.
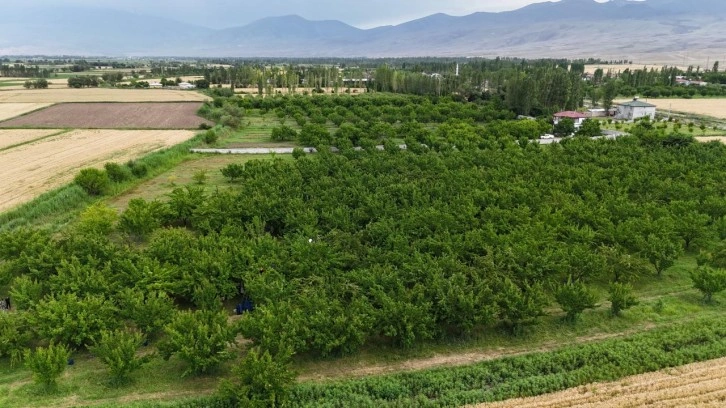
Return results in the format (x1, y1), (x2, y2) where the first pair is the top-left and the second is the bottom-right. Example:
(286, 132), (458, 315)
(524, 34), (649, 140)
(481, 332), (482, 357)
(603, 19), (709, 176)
(0, 103), (53, 121)
(476, 357), (726, 408)
(0, 129), (64, 150)
(0, 129), (196, 211)
(0, 88), (209, 103)
(638, 98), (726, 119)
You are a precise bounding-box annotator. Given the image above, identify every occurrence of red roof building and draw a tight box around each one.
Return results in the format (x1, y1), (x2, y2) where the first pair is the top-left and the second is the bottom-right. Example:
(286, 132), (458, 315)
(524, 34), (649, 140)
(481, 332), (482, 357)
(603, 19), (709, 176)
(553, 111), (589, 128)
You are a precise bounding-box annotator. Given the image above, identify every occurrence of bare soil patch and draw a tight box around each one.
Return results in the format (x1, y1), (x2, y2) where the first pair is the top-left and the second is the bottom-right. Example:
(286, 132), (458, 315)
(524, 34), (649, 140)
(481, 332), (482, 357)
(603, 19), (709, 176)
(0, 129), (195, 211)
(0, 103), (53, 121)
(476, 357), (726, 408)
(0, 88), (209, 103)
(0, 102), (212, 129)
(0, 129), (64, 150)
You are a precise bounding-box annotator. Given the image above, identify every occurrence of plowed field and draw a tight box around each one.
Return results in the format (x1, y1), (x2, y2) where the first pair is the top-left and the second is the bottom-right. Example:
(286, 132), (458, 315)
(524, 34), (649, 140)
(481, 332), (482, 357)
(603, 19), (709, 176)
(0, 102), (212, 129)
(0, 88), (209, 103)
(0, 129), (195, 211)
(477, 357), (726, 408)
(0, 129), (64, 150)
(0, 103), (53, 121)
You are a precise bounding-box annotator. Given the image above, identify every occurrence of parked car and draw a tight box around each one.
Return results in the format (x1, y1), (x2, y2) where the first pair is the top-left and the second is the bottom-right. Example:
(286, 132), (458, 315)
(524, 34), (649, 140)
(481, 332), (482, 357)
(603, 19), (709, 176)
(541, 134), (555, 139)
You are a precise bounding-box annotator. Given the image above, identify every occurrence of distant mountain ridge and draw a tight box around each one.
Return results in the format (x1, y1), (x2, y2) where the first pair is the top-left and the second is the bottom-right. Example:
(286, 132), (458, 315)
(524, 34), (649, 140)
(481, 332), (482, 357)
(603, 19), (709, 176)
(1, 0), (725, 63)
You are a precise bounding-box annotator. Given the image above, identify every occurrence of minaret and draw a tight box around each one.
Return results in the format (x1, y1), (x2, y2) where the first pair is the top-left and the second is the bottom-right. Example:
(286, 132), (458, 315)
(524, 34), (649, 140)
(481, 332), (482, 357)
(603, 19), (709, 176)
(456, 63), (459, 77)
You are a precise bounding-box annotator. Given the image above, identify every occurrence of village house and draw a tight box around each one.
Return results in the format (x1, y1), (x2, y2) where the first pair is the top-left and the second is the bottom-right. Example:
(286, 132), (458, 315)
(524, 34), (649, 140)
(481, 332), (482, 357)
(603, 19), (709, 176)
(553, 111), (589, 128)
(615, 97), (656, 121)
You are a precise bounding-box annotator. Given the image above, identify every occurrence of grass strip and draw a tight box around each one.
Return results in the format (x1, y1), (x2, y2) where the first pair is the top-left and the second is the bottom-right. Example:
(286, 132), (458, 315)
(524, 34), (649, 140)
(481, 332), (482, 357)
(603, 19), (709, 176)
(148, 316), (726, 408)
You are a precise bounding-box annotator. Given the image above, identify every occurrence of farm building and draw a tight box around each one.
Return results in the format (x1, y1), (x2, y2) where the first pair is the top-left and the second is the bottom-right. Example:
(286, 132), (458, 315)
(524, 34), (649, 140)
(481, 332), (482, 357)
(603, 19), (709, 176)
(615, 97), (656, 121)
(178, 82), (196, 90)
(554, 111), (588, 128)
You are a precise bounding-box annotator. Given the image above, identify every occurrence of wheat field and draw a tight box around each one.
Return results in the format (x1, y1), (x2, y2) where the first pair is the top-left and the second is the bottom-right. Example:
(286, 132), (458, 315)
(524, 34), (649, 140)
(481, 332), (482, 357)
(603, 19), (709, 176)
(0, 129), (64, 150)
(0, 88), (209, 103)
(0, 129), (196, 211)
(0, 103), (53, 121)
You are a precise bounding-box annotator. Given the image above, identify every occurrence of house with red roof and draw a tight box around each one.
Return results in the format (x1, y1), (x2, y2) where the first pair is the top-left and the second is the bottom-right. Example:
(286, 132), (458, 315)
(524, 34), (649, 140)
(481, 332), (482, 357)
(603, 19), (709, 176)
(553, 111), (589, 128)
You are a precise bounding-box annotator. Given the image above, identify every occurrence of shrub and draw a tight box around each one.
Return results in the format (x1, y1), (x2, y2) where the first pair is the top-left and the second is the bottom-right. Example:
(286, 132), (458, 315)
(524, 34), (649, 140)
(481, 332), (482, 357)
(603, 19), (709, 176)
(690, 266), (726, 303)
(74, 168), (110, 196)
(24, 343), (70, 389)
(608, 282), (638, 316)
(104, 162), (132, 183)
(31, 293), (118, 347)
(90, 329), (150, 385)
(126, 160), (149, 178)
(158, 310), (235, 376)
(219, 347), (295, 407)
(271, 125), (298, 142)
(292, 147), (306, 159)
(192, 170), (208, 185)
(0, 312), (30, 366)
(221, 163), (244, 182)
(554, 279), (598, 322)
(204, 129), (218, 145)
(119, 198), (168, 240)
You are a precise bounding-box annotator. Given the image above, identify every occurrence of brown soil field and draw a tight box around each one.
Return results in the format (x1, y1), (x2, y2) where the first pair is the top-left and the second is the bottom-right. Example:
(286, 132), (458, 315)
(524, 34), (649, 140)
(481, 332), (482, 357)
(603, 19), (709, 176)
(0, 102), (212, 129)
(475, 357), (726, 408)
(0, 129), (195, 211)
(0, 129), (64, 150)
(0, 88), (209, 103)
(0, 103), (53, 121)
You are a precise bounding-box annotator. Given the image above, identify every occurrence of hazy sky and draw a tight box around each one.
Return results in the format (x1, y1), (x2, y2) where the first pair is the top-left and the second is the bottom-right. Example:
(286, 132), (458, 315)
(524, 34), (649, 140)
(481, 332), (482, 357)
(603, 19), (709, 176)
(5, 0), (610, 29)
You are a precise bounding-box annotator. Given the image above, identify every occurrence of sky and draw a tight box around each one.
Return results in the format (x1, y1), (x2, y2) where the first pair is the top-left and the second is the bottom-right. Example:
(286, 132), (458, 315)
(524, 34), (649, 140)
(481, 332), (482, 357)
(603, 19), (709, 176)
(4, 0), (609, 29)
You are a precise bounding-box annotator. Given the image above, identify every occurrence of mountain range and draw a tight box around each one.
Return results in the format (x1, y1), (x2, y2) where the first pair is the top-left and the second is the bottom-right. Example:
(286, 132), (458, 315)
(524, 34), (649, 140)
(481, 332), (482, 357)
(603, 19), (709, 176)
(2, 0), (725, 63)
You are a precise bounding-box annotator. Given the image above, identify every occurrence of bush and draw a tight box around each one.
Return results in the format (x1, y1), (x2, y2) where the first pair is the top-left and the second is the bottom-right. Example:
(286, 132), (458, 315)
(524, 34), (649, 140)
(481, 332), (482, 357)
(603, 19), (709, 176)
(104, 162), (132, 183)
(554, 279), (598, 322)
(271, 125), (298, 142)
(24, 343), (70, 389)
(690, 266), (726, 303)
(204, 129), (218, 145)
(74, 168), (110, 196)
(221, 163), (244, 182)
(119, 198), (168, 240)
(126, 160), (148, 178)
(608, 282), (638, 316)
(0, 312), (30, 366)
(158, 310), (235, 376)
(192, 170), (208, 185)
(292, 147), (306, 159)
(90, 329), (150, 385)
(32, 293), (118, 347)
(219, 347), (295, 407)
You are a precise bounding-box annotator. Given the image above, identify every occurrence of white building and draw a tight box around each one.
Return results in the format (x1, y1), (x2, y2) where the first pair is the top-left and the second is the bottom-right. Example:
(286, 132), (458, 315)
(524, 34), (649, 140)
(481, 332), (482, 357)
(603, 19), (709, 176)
(178, 82), (196, 90)
(615, 97), (656, 121)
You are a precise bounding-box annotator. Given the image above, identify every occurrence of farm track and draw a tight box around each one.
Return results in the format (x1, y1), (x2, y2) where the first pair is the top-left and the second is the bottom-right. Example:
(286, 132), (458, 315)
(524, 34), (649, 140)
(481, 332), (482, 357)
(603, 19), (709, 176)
(477, 357), (726, 408)
(298, 323), (656, 382)
(0, 129), (195, 212)
(0, 102), (212, 129)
